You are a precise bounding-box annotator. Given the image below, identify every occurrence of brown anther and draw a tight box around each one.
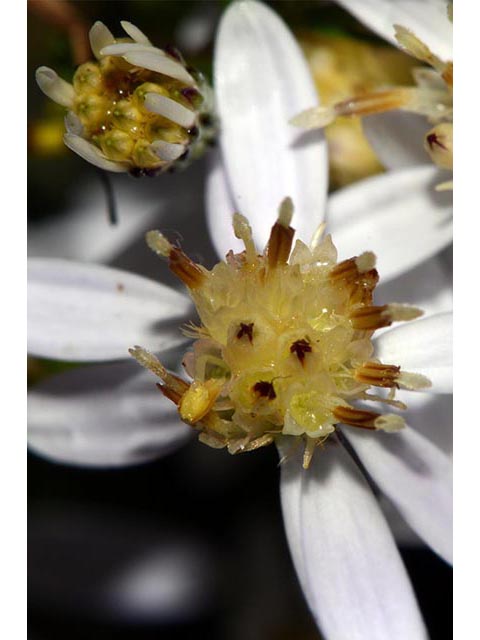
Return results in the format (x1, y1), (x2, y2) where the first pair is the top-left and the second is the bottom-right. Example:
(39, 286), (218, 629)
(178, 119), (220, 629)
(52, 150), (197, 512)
(442, 61), (453, 88)
(427, 133), (448, 151)
(290, 338), (312, 365)
(355, 362), (401, 388)
(333, 405), (380, 430)
(331, 259), (379, 304)
(349, 305), (391, 331)
(236, 322), (254, 343)
(334, 89), (410, 118)
(156, 382), (184, 405)
(253, 381), (277, 400)
(168, 246), (206, 289)
(267, 222), (295, 268)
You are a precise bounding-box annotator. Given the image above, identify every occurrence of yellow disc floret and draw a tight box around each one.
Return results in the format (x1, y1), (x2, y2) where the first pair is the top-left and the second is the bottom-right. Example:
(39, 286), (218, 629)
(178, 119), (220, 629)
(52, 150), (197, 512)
(131, 199), (431, 468)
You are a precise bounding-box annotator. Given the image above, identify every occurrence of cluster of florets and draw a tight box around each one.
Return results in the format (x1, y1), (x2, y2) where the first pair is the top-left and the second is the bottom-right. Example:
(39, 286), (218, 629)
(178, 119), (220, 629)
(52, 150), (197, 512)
(131, 199), (430, 468)
(36, 21), (215, 175)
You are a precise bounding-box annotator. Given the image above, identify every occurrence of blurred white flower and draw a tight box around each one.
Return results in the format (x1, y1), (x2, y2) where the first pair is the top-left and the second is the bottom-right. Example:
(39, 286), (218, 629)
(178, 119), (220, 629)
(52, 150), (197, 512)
(28, 2), (452, 638)
(294, 0), (453, 188)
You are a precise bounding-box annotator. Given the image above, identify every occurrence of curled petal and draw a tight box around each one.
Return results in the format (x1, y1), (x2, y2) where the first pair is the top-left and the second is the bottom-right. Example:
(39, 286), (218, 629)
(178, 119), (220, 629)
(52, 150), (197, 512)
(64, 134), (129, 172)
(35, 67), (74, 108)
(89, 21), (115, 59)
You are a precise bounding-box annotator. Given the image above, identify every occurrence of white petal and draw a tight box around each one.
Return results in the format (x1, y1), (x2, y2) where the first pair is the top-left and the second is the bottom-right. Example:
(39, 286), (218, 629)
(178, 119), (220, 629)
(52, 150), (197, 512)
(64, 133), (129, 172)
(150, 140), (186, 162)
(205, 150), (244, 259)
(214, 0), (328, 250)
(100, 42), (161, 57)
(123, 50), (195, 85)
(120, 20), (152, 44)
(374, 313), (452, 392)
(376, 252), (452, 318)
(65, 111), (83, 136)
(89, 21), (115, 59)
(344, 426), (452, 563)
(280, 443), (427, 639)
(363, 111), (431, 170)
(28, 180), (167, 264)
(28, 258), (192, 361)
(400, 391), (452, 456)
(144, 93), (196, 128)
(35, 66), (74, 108)
(28, 362), (191, 466)
(327, 165), (452, 282)
(336, 0), (452, 60)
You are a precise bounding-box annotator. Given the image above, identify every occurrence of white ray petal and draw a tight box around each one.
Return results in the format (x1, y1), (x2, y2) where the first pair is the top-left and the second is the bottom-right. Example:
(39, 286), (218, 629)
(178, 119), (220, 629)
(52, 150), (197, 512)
(280, 443), (427, 639)
(327, 165), (452, 282)
(35, 67), (74, 108)
(89, 21), (115, 59)
(100, 42), (162, 57)
(144, 94), (196, 129)
(28, 258), (192, 362)
(123, 50), (195, 85)
(344, 426), (452, 563)
(205, 150), (244, 259)
(376, 252), (452, 318)
(336, 0), (452, 60)
(399, 391), (452, 456)
(374, 313), (452, 393)
(64, 111), (83, 135)
(213, 0), (328, 250)
(363, 112), (431, 170)
(120, 20), (152, 44)
(150, 140), (186, 162)
(28, 362), (191, 467)
(64, 134), (129, 172)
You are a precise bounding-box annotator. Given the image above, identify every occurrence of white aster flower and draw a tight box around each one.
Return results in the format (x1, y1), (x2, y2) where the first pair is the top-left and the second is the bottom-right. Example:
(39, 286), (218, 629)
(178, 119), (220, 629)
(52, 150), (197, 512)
(35, 20), (215, 175)
(292, 0), (453, 189)
(28, 1), (452, 638)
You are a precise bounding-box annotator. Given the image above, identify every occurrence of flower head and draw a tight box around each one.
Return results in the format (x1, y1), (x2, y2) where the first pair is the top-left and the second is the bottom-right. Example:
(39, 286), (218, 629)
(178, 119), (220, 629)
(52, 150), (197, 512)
(130, 198), (429, 469)
(35, 21), (215, 175)
(292, 2), (453, 188)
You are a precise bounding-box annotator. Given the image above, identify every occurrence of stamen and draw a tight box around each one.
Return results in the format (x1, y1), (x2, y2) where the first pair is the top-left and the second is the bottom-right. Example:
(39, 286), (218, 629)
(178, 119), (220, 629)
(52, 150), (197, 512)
(355, 362), (401, 388)
(355, 252), (376, 274)
(146, 230), (206, 288)
(228, 434), (274, 454)
(233, 213), (257, 263)
(394, 25), (445, 72)
(179, 379), (223, 424)
(266, 198), (295, 268)
(332, 89), (412, 118)
(333, 405), (378, 429)
(397, 371), (432, 391)
(129, 346), (189, 397)
(350, 304), (422, 330)
(302, 438), (316, 470)
(374, 414), (405, 432)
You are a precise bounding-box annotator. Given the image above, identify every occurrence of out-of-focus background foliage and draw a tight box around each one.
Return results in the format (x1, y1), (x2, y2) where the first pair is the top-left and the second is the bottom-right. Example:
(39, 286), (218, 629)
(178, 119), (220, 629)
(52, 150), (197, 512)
(28, 2), (452, 638)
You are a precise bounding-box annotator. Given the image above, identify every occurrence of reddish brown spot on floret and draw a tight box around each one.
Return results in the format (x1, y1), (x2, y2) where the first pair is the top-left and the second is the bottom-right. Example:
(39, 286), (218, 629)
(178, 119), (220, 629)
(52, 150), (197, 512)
(290, 339), (312, 364)
(236, 322), (254, 343)
(253, 381), (276, 400)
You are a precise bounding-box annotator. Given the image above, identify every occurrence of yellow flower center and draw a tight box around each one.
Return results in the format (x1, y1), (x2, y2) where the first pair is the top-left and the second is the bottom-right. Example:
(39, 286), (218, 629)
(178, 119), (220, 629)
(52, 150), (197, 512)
(71, 51), (205, 172)
(131, 199), (430, 468)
